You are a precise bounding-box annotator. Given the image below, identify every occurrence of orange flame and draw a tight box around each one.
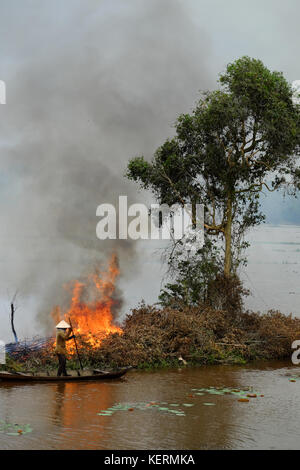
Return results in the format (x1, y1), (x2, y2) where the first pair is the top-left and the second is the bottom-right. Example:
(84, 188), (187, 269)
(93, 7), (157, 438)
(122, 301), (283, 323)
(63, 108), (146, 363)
(51, 254), (122, 349)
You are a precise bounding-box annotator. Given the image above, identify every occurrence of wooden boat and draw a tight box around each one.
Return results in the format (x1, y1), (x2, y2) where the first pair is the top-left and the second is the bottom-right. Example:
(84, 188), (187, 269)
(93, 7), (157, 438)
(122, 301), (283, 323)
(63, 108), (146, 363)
(0, 368), (130, 382)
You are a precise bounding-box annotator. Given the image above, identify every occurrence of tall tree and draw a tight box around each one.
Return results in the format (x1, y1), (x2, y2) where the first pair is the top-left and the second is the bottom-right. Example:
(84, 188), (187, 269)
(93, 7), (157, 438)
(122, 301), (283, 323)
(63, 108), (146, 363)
(127, 57), (300, 277)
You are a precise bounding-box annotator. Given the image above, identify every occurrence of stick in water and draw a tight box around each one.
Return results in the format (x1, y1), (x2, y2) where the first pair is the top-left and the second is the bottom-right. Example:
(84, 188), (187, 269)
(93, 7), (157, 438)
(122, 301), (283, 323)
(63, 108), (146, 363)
(10, 303), (18, 343)
(68, 317), (83, 370)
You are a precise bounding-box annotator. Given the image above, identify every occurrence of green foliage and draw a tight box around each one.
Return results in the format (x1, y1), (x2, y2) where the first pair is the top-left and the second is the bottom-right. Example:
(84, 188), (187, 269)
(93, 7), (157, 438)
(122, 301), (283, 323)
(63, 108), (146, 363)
(3, 355), (25, 372)
(159, 237), (222, 306)
(127, 56), (300, 279)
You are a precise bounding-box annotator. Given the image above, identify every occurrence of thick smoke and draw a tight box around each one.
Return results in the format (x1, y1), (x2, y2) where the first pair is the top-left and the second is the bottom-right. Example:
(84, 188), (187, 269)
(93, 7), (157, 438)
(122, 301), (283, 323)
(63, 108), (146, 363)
(0, 0), (212, 339)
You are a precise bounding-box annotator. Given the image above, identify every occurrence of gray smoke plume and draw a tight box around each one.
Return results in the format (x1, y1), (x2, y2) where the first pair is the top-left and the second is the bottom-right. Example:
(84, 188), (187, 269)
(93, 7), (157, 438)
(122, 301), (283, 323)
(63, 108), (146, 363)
(0, 0), (212, 340)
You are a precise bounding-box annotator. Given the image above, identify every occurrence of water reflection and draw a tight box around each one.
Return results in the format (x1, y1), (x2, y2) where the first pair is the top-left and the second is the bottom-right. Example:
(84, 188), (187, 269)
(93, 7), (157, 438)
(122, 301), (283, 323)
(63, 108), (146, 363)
(0, 363), (299, 449)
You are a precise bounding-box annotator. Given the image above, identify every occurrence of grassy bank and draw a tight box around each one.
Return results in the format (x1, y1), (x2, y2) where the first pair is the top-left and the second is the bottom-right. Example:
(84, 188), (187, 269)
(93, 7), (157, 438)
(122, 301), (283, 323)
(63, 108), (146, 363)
(4, 301), (300, 373)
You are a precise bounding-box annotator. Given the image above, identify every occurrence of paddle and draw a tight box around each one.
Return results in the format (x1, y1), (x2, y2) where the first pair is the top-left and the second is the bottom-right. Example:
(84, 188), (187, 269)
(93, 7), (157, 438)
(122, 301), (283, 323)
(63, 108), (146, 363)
(68, 317), (83, 371)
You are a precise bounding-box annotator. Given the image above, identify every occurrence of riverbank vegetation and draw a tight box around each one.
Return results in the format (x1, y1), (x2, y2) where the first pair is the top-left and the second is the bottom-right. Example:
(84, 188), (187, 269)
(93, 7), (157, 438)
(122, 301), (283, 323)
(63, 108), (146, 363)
(4, 275), (300, 373)
(82, 275), (300, 369)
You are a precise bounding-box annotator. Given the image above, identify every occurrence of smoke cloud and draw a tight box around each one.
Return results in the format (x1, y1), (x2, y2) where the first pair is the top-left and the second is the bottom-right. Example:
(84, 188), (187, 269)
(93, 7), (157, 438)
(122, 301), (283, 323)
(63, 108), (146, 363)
(0, 0), (212, 339)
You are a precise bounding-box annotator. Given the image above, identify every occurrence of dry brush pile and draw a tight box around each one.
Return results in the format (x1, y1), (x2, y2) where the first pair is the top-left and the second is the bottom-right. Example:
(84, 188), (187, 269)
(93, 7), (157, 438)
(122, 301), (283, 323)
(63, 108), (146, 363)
(91, 302), (300, 368)
(6, 279), (300, 371)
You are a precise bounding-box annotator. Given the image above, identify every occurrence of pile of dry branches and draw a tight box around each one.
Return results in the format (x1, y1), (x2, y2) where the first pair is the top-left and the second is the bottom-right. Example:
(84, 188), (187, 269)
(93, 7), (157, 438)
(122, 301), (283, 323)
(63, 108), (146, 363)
(7, 302), (300, 371)
(94, 302), (300, 368)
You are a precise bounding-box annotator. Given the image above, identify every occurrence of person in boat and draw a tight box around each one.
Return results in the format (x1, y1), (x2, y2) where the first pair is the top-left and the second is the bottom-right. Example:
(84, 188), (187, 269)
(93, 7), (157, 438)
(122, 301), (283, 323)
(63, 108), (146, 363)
(55, 320), (76, 377)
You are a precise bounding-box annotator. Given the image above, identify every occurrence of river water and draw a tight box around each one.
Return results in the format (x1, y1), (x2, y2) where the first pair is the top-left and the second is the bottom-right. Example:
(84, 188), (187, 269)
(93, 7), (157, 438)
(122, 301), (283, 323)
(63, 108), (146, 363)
(0, 361), (299, 450)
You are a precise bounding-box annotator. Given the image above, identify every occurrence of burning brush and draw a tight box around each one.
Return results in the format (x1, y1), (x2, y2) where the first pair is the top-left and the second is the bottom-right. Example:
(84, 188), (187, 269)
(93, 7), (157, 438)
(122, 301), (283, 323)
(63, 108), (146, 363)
(51, 254), (123, 350)
(4, 255), (123, 365)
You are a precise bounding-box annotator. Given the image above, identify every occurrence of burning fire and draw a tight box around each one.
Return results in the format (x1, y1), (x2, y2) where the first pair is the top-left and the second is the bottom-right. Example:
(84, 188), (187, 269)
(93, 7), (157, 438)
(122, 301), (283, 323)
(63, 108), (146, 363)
(52, 254), (122, 348)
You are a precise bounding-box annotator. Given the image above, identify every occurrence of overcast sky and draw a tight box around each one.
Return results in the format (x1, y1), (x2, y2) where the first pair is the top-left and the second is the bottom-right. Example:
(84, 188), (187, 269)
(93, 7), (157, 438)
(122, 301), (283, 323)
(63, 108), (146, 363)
(0, 0), (299, 341)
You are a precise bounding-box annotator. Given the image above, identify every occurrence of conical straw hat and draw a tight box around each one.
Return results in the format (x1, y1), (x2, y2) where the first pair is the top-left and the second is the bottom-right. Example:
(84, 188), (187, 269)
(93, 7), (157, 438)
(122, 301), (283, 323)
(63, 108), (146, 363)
(56, 320), (71, 329)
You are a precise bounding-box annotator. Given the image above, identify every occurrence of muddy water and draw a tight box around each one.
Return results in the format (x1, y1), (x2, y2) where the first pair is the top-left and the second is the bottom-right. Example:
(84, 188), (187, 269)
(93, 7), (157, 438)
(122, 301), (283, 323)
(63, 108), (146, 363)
(0, 361), (299, 450)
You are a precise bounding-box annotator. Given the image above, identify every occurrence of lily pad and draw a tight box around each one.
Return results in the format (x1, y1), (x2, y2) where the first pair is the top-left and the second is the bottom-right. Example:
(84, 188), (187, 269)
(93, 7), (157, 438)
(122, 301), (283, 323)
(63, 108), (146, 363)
(97, 400), (192, 418)
(168, 410), (183, 415)
(0, 420), (32, 435)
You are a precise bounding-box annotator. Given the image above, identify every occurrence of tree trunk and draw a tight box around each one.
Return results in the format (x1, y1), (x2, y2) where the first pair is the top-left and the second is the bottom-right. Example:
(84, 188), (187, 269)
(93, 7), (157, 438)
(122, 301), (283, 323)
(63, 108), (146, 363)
(224, 196), (233, 277)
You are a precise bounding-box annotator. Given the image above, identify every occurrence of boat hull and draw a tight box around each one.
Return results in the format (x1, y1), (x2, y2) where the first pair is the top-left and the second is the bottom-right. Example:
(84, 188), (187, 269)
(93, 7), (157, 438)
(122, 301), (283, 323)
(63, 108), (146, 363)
(0, 368), (129, 382)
